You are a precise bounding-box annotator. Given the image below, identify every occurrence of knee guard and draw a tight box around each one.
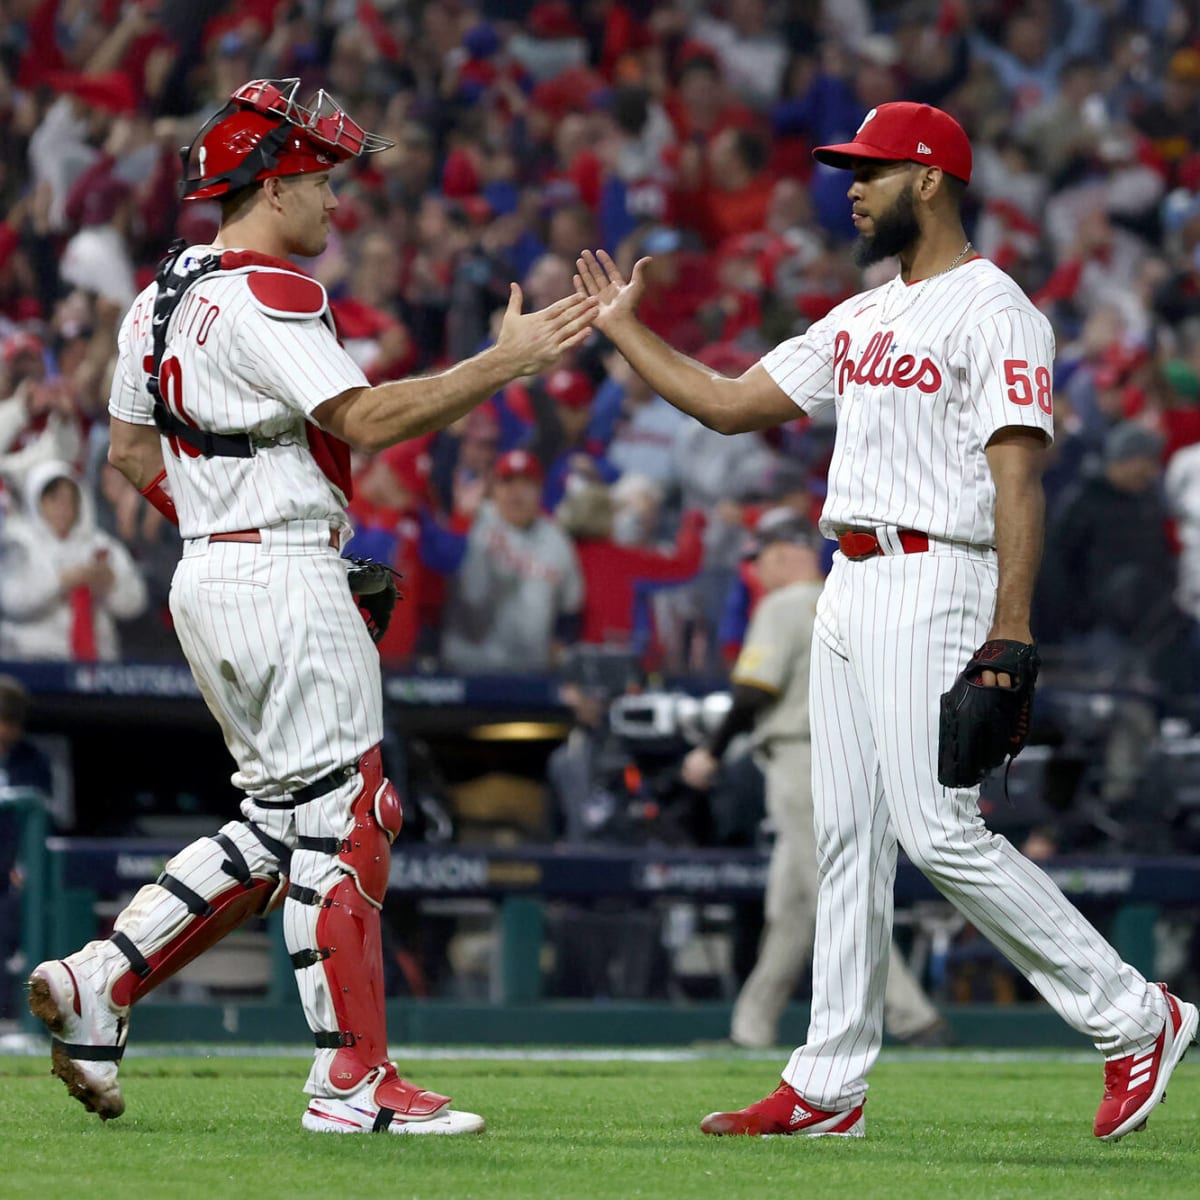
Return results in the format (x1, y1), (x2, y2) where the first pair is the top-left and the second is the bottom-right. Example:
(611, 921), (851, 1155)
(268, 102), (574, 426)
(107, 819), (290, 1009)
(285, 746), (414, 1100)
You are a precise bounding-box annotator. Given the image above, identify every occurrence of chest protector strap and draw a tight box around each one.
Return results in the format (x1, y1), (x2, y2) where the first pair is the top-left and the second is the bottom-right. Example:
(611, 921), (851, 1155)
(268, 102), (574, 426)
(145, 239), (255, 459)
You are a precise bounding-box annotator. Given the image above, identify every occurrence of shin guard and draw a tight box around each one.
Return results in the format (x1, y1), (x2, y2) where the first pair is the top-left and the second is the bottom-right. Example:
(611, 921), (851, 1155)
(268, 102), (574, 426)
(285, 747), (445, 1115)
(104, 819), (290, 1009)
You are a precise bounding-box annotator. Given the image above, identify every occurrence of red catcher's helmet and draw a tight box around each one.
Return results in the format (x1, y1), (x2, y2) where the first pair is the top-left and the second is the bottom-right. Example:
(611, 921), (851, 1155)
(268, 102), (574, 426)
(180, 78), (392, 203)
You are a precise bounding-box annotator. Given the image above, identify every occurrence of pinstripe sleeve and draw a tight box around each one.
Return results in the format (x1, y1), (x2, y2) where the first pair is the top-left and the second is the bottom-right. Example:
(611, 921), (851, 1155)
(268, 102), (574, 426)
(967, 306), (1056, 446)
(760, 316), (838, 417)
(107, 305), (156, 426)
(236, 308), (369, 417)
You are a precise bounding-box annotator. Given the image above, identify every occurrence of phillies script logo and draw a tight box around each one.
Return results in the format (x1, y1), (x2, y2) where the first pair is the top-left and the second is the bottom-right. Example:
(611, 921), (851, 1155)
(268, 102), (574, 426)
(833, 331), (943, 396)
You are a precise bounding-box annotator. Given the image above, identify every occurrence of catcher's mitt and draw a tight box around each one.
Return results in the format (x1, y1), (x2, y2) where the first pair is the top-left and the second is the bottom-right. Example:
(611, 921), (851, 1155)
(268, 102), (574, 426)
(937, 639), (1040, 788)
(345, 556), (401, 645)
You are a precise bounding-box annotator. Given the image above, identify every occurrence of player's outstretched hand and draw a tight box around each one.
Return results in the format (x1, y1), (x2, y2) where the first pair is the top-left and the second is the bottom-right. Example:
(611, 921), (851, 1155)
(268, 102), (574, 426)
(574, 249), (648, 335)
(495, 284), (597, 377)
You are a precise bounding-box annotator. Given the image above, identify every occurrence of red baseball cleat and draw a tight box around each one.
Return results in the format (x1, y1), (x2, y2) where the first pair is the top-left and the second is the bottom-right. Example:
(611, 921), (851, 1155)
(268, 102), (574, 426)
(1094, 983), (1198, 1142)
(700, 1080), (865, 1137)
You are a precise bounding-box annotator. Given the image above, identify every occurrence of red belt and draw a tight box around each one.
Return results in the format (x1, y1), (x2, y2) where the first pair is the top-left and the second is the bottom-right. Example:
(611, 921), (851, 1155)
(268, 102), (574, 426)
(837, 529), (930, 560)
(209, 527), (340, 548)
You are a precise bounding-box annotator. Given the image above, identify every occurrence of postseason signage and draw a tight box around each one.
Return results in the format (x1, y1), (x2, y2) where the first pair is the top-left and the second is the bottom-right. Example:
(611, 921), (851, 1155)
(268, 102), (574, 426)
(47, 840), (1200, 906)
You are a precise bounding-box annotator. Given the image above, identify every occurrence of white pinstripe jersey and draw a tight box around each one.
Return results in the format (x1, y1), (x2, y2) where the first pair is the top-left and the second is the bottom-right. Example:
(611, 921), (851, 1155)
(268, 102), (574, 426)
(762, 258), (1055, 546)
(108, 245), (369, 540)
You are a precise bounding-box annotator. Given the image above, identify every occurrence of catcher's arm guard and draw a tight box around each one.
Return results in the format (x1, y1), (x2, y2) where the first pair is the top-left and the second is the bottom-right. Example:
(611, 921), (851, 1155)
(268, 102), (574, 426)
(139, 469), (179, 526)
(937, 639), (1040, 788)
(345, 556), (402, 645)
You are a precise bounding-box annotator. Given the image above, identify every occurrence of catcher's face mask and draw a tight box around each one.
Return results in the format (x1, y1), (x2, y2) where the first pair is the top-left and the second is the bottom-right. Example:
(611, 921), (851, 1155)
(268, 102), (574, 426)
(180, 77), (392, 203)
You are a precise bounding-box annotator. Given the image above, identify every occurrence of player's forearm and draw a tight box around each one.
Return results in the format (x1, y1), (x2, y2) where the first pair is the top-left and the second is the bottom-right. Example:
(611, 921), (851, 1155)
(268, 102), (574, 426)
(333, 344), (523, 453)
(602, 316), (751, 434)
(108, 418), (166, 491)
(990, 475), (1044, 639)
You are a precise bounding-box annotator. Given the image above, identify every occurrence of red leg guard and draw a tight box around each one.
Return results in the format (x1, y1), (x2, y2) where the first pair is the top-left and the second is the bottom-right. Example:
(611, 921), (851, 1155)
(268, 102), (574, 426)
(311, 880), (449, 1118)
(340, 746), (403, 905)
(315, 875), (390, 1088)
(110, 876), (281, 1009)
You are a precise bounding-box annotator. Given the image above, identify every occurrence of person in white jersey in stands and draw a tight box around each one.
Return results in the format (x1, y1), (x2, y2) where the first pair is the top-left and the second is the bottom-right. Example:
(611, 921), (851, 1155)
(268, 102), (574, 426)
(576, 101), (1195, 1143)
(27, 78), (595, 1136)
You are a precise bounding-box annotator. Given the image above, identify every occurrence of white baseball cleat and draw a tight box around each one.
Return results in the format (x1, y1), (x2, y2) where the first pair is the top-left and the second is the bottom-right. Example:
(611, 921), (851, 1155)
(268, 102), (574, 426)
(303, 1096), (486, 1135)
(27, 957), (128, 1121)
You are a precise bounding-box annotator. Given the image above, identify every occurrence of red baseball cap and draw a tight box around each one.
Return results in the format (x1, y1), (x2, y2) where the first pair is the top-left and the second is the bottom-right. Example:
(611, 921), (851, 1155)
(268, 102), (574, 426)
(813, 102), (972, 184)
(544, 368), (593, 409)
(3, 331), (45, 365)
(378, 442), (433, 501)
(495, 449), (544, 482)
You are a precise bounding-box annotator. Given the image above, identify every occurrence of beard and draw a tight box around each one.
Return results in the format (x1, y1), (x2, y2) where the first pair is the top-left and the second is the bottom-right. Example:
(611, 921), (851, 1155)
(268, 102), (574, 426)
(852, 185), (920, 268)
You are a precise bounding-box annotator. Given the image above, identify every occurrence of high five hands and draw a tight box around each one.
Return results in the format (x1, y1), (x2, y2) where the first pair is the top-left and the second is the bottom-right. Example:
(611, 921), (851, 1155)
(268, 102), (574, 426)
(495, 247), (655, 374)
(494, 282), (598, 376)
(574, 249), (651, 336)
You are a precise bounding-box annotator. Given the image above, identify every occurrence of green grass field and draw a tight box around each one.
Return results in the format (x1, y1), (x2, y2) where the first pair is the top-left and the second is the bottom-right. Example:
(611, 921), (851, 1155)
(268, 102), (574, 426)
(3, 1049), (1197, 1200)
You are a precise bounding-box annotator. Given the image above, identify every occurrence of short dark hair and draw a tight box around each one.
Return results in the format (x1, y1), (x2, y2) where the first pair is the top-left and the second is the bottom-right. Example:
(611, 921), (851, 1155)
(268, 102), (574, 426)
(218, 181), (264, 225)
(0, 674), (29, 725)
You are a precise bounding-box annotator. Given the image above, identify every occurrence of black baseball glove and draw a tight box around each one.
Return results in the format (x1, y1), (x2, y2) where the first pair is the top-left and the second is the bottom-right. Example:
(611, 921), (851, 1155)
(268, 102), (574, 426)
(937, 639), (1040, 788)
(345, 556), (402, 645)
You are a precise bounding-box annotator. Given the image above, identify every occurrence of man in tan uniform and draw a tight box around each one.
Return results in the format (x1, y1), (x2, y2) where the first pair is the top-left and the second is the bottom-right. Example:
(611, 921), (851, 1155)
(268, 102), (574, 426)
(682, 508), (945, 1048)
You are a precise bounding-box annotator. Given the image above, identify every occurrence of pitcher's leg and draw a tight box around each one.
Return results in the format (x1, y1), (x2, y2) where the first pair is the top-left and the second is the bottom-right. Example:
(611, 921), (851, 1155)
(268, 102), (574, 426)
(781, 634), (894, 1111)
(868, 553), (1166, 1052)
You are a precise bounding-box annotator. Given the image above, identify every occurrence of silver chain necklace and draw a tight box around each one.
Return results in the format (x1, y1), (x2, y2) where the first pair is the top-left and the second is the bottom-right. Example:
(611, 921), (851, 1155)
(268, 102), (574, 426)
(880, 241), (974, 324)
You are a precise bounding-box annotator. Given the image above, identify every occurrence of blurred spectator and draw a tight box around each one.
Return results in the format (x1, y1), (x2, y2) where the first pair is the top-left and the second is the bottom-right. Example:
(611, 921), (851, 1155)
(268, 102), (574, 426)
(1037, 422), (1194, 693)
(92, 459), (179, 662)
(606, 347), (689, 487)
(685, 127), (776, 247)
(510, 366), (620, 510)
(0, 337), (83, 495)
(345, 438), (458, 667)
(555, 478), (705, 651)
(689, 0), (789, 111)
(596, 81), (679, 249)
(617, 224), (719, 352)
(0, 460), (146, 662)
(1130, 47), (1200, 184)
(610, 472), (666, 548)
(429, 404), (504, 532)
(441, 450), (583, 673)
(968, 3), (1104, 116)
(1017, 56), (1106, 184)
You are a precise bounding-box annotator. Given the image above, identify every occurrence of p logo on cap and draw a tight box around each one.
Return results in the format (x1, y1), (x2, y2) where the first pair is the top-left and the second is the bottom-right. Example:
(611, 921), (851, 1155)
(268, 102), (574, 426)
(813, 101), (973, 184)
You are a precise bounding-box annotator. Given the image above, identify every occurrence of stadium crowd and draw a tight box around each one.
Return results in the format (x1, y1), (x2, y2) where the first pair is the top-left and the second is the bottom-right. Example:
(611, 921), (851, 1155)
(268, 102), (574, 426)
(0, 0), (1197, 685)
(0, 0), (1199, 1016)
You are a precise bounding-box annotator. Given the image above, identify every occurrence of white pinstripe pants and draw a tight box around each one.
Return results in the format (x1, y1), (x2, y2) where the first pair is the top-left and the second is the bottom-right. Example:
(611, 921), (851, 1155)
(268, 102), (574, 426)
(784, 549), (1166, 1110)
(170, 522), (383, 798)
